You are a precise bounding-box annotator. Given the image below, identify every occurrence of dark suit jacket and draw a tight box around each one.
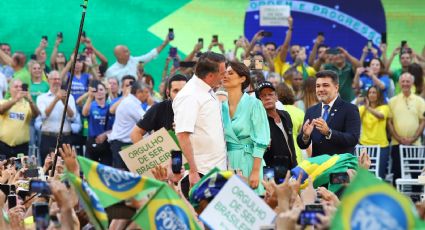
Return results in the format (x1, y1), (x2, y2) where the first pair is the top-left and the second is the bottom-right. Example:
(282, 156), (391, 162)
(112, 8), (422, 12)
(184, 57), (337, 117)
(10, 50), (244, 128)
(264, 110), (298, 169)
(297, 97), (360, 157)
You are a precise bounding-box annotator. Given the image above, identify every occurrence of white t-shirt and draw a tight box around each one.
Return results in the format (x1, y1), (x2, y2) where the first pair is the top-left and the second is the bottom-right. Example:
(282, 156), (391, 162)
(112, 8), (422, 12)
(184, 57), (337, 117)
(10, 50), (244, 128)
(108, 94), (145, 143)
(0, 72), (7, 100)
(173, 75), (227, 174)
(105, 48), (158, 82)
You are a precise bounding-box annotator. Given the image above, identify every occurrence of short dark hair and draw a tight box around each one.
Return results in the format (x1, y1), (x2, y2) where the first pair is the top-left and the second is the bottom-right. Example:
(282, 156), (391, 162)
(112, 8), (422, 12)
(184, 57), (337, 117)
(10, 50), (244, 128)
(317, 44), (329, 50)
(316, 70), (339, 85)
(121, 75), (136, 84)
(0, 43), (10, 48)
(276, 83), (295, 105)
(228, 61), (251, 92)
(168, 74), (188, 92)
(264, 42), (277, 49)
(194, 52), (225, 79)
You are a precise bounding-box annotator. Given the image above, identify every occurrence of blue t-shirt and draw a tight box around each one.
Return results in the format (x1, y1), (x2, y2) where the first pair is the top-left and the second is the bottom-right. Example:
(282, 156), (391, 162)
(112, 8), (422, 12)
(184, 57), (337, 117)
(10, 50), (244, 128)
(88, 101), (114, 137)
(68, 72), (90, 101)
(360, 74), (391, 102)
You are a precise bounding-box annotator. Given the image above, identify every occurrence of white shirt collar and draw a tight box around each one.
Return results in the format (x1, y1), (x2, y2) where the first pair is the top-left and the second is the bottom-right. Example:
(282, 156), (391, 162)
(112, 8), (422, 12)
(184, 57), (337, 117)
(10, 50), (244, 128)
(322, 96), (338, 110)
(192, 75), (212, 93)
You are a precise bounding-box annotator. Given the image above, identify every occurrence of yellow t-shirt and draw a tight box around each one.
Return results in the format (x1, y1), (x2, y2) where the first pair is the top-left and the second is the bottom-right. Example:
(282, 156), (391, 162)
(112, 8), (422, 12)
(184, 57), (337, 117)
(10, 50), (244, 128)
(284, 105), (305, 164)
(388, 93), (425, 145)
(273, 55), (316, 85)
(359, 105), (390, 147)
(0, 99), (32, 146)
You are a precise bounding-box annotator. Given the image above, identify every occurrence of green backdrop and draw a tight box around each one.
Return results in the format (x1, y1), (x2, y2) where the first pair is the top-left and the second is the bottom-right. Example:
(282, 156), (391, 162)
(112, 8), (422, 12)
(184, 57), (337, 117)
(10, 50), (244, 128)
(1, 0), (424, 90)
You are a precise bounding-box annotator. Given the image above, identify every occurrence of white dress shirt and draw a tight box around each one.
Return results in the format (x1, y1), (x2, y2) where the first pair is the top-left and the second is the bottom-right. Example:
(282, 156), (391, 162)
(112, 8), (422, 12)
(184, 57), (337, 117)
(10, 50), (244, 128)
(105, 49), (158, 82)
(36, 90), (77, 133)
(173, 75), (227, 174)
(108, 94), (145, 143)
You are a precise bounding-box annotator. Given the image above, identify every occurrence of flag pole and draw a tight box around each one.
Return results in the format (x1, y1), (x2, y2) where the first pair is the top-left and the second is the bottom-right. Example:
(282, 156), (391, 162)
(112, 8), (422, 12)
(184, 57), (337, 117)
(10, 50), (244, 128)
(50, 0), (89, 177)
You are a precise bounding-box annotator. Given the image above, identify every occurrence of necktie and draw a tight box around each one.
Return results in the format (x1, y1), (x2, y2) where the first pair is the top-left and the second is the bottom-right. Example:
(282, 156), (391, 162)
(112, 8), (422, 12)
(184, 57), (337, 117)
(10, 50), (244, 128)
(322, 104), (330, 121)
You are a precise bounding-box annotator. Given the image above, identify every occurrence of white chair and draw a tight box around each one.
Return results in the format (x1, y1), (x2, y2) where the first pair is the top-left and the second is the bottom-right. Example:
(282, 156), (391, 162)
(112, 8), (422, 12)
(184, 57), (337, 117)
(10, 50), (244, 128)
(396, 145), (425, 196)
(355, 145), (381, 177)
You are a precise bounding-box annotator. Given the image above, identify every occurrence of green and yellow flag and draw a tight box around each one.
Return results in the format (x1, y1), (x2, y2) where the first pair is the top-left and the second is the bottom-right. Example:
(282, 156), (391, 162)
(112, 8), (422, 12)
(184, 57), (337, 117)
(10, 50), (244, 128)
(132, 184), (202, 230)
(77, 156), (163, 207)
(65, 171), (108, 230)
(331, 168), (425, 230)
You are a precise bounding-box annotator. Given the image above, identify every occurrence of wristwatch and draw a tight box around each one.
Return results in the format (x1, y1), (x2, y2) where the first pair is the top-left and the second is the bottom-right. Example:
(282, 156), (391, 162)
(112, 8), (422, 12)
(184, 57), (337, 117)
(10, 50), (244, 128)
(325, 129), (332, 140)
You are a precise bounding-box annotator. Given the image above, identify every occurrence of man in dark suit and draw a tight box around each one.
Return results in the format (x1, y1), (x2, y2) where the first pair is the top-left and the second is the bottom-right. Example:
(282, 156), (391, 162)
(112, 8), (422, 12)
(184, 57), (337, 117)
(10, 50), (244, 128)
(297, 70), (360, 157)
(257, 81), (297, 170)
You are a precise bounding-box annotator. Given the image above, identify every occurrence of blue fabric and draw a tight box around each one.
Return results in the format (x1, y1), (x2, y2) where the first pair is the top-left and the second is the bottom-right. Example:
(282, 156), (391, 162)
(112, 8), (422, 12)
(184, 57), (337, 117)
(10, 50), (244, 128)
(88, 101), (113, 137)
(360, 74), (391, 102)
(68, 72), (90, 101)
(378, 147), (390, 179)
(322, 105), (330, 121)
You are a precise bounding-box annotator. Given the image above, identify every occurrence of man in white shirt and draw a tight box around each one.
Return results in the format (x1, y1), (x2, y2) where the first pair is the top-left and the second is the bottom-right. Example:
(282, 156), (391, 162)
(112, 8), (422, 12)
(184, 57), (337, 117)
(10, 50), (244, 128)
(37, 71), (76, 162)
(108, 81), (146, 169)
(105, 35), (170, 82)
(173, 52), (227, 196)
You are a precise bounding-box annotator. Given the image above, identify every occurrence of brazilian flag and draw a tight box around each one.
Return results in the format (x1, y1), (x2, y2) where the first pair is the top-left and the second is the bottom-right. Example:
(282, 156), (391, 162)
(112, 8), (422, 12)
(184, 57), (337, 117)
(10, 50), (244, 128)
(132, 184), (202, 230)
(77, 156), (163, 207)
(65, 171), (109, 230)
(291, 153), (358, 192)
(331, 169), (425, 230)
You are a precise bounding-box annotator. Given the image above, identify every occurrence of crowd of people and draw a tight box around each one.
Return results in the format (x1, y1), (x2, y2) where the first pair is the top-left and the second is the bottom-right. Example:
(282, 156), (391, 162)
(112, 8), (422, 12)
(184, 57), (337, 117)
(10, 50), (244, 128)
(0, 15), (425, 229)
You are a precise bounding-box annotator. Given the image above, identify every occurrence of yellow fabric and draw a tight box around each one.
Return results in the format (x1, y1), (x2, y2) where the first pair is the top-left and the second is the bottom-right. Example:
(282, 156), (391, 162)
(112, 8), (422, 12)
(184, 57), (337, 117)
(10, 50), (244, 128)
(0, 99), (32, 146)
(284, 105), (305, 164)
(388, 93), (425, 145)
(273, 55), (316, 83)
(359, 105), (390, 147)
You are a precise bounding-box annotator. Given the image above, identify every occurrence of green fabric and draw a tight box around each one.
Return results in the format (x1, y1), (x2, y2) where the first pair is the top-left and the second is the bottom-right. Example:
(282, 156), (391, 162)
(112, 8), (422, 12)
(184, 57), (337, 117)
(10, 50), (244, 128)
(323, 62), (355, 102)
(30, 80), (49, 103)
(13, 67), (31, 85)
(66, 171), (109, 230)
(132, 184), (202, 230)
(331, 169), (425, 230)
(77, 156), (163, 207)
(391, 68), (403, 95)
(283, 105), (305, 164)
(222, 93), (270, 195)
(301, 64), (309, 80)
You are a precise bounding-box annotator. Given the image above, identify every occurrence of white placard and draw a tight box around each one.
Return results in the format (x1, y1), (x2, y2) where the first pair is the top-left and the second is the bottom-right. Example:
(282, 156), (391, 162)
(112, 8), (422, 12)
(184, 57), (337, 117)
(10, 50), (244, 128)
(260, 5), (291, 26)
(199, 176), (276, 230)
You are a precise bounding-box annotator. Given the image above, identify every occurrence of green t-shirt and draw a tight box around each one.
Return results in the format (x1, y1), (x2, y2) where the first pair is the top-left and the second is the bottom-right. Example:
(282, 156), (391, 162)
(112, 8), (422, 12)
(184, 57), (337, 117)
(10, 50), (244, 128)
(391, 68), (403, 95)
(13, 67), (31, 85)
(323, 62), (355, 102)
(30, 80), (50, 103)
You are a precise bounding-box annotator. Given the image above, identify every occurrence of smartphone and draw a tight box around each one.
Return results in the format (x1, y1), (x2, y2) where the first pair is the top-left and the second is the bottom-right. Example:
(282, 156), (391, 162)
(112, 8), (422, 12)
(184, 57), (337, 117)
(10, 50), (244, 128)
(318, 32), (324, 36)
(367, 40), (372, 49)
(329, 172), (349, 184)
(274, 166), (287, 184)
(212, 35), (218, 43)
(50, 215), (61, 228)
(78, 54), (86, 62)
(33, 202), (50, 230)
(298, 210), (323, 226)
(29, 180), (51, 195)
(14, 158), (23, 170)
(17, 189), (30, 200)
(381, 32), (387, 44)
(41, 35), (48, 41)
(363, 61), (370, 68)
(263, 166), (274, 181)
(168, 28), (174, 41)
(0, 184), (11, 198)
(401, 40), (407, 48)
(22, 83), (28, 92)
(171, 150), (182, 174)
(261, 31), (273, 37)
(57, 32), (63, 38)
(8, 194), (17, 209)
(24, 168), (40, 178)
(326, 48), (340, 55)
(90, 80), (99, 92)
(169, 47), (177, 58)
(179, 61), (196, 68)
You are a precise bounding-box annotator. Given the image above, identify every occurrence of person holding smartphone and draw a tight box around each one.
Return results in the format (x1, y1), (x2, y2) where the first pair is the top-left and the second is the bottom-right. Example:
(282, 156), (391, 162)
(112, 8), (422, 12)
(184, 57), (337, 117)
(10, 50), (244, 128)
(0, 79), (39, 158)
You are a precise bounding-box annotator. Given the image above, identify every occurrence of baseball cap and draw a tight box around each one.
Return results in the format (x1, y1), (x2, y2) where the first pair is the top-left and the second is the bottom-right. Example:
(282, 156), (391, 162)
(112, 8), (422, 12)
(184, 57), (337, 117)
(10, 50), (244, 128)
(255, 81), (275, 98)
